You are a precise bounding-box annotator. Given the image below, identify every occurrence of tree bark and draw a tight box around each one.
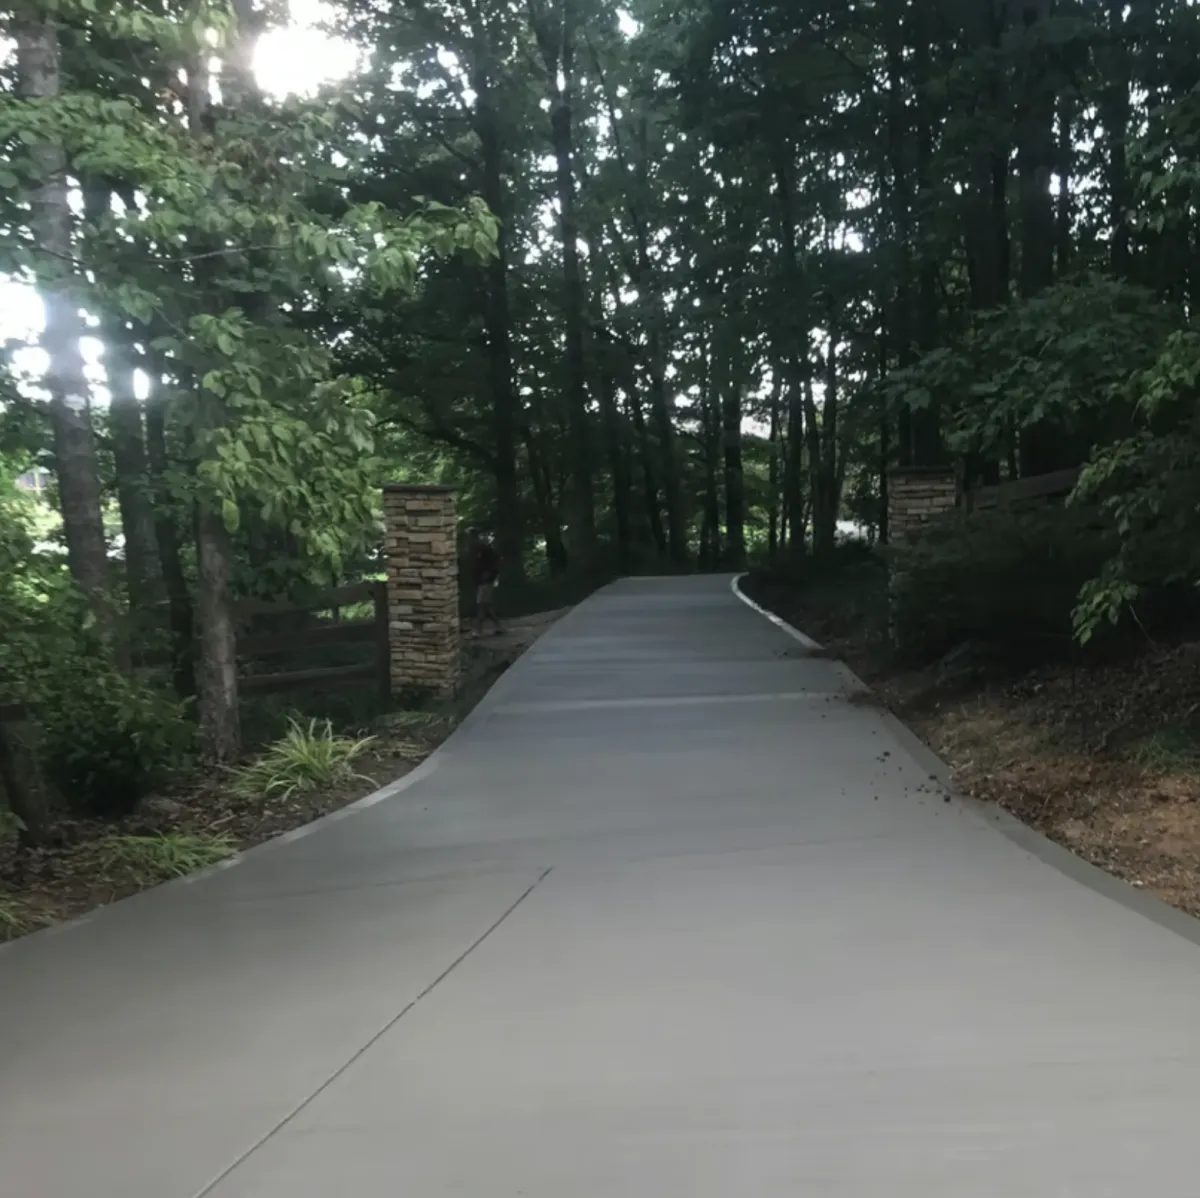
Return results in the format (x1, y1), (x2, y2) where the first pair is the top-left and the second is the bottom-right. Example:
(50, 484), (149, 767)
(193, 503), (240, 761)
(1016, 0), (1057, 299)
(593, 336), (632, 572)
(784, 380), (807, 565)
(811, 302), (841, 558)
(523, 426), (569, 575)
(1100, 0), (1132, 279)
(909, 1), (942, 465)
(0, 719), (46, 847)
(533, 0), (597, 573)
(718, 333), (746, 569)
(144, 373), (196, 699)
(1016, 0), (1070, 474)
(624, 381), (666, 557)
(108, 342), (163, 614)
(767, 377), (782, 561)
(15, 19), (111, 621)
(964, 0), (1011, 312)
(473, 56), (525, 581)
(697, 330), (722, 570)
(590, 51), (688, 568)
(190, 42), (240, 757)
(771, 139), (813, 563)
(1055, 92), (1074, 277)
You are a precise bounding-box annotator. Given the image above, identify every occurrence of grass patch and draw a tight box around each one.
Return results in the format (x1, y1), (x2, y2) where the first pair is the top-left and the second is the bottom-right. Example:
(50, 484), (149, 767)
(0, 896), (45, 941)
(378, 709), (446, 731)
(233, 717), (376, 800)
(0, 807), (25, 840)
(1131, 726), (1200, 774)
(94, 833), (237, 884)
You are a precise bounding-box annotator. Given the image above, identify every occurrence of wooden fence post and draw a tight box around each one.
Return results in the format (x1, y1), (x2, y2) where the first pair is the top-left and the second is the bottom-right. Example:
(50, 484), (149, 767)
(372, 580), (391, 702)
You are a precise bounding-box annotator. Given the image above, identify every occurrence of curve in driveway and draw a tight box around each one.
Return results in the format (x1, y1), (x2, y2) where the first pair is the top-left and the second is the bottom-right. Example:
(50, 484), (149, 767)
(4, 574), (1200, 1197)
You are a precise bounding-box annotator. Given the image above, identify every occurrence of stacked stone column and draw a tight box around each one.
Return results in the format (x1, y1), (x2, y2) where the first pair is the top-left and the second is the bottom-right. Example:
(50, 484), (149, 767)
(382, 484), (460, 699)
(888, 468), (958, 540)
(887, 467), (957, 649)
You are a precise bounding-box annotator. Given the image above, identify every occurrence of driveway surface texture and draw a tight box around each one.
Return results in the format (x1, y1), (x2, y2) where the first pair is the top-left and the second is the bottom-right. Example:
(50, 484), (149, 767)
(4, 575), (1200, 1197)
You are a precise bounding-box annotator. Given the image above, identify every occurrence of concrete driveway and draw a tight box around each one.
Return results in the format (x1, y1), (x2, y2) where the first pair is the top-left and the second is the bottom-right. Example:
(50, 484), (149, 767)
(3, 575), (1200, 1196)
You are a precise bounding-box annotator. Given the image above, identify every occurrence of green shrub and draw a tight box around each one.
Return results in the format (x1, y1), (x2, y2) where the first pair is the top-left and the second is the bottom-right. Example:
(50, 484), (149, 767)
(0, 806), (25, 839)
(94, 833), (236, 883)
(0, 896), (45, 941)
(1132, 727), (1200, 774)
(889, 506), (1114, 667)
(232, 717), (375, 800)
(37, 661), (196, 819)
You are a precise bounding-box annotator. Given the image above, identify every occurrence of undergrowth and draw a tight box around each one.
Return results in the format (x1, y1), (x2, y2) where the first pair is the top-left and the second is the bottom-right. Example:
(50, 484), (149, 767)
(233, 717), (376, 800)
(1131, 726), (1200, 774)
(94, 833), (237, 884)
(0, 895), (44, 941)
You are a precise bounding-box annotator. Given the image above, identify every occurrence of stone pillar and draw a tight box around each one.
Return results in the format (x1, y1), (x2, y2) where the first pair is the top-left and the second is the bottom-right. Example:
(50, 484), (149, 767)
(886, 468), (957, 649)
(888, 467), (958, 541)
(382, 484), (460, 699)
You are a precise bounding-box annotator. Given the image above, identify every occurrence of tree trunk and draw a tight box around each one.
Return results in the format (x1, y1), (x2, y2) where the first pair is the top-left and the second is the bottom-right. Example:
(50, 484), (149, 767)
(474, 64), (525, 581)
(537, 0), (596, 573)
(1016, 0), (1057, 299)
(1055, 92), (1074, 277)
(914, 22), (941, 464)
(193, 503), (240, 761)
(624, 383), (666, 557)
(904, 1), (942, 466)
(811, 304), (841, 558)
(523, 428), (568, 575)
(16, 18), (110, 621)
(591, 52), (688, 570)
(719, 340), (746, 569)
(699, 332), (723, 569)
(783, 380), (807, 565)
(597, 355), (632, 573)
(1100, 0), (1132, 279)
(1016, 0), (1070, 475)
(767, 378), (782, 561)
(0, 720), (46, 847)
(645, 337), (687, 567)
(144, 375), (196, 699)
(885, 0), (917, 469)
(965, 0), (1011, 312)
(108, 345), (163, 614)
(771, 139), (814, 564)
(190, 43), (240, 756)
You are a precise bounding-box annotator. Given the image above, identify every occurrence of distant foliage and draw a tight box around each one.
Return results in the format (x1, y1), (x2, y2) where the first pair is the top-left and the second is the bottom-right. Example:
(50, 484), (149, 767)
(888, 279), (1176, 463)
(889, 507), (1114, 667)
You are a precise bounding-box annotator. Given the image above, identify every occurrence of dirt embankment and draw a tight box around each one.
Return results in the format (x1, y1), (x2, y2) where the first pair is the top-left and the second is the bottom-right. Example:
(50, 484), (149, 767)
(743, 573), (1200, 919)
(1, 610), (564, 942)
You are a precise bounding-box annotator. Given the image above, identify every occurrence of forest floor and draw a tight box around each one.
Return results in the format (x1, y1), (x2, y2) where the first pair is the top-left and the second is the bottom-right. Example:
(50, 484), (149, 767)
(744, 571), (1200, 920)
(0, 608), (565, 943)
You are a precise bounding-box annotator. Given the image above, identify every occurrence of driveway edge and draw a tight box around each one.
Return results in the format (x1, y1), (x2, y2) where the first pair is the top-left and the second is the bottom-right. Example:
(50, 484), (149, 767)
(730, 572), (1200, 952)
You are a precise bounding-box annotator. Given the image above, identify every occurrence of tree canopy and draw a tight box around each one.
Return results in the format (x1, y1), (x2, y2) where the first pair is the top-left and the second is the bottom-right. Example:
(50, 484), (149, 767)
(5, 0), (1200, 802)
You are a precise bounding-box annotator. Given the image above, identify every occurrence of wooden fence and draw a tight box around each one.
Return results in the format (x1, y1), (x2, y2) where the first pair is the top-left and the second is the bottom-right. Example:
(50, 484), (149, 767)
(0, 579), (390, 725)
(965, 466), (1081, 513)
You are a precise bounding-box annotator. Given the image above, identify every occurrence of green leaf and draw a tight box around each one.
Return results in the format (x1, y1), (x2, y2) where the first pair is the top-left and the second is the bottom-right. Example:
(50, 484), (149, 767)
(221, 499), (240, 534)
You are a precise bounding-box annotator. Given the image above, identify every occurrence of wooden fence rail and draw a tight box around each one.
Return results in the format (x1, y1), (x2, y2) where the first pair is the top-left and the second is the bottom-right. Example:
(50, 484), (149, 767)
(0, 579), (390, 726)
(967, 466), (1081, 512)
